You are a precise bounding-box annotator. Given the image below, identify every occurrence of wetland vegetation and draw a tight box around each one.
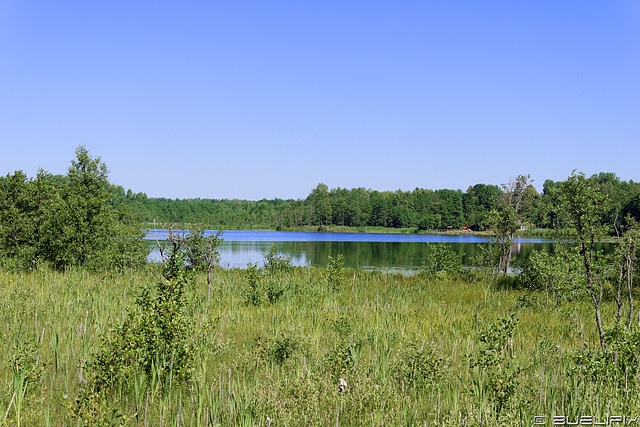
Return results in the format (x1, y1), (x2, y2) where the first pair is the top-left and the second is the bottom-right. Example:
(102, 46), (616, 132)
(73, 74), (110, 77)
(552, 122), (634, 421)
(2, 248), (640, 426)
(1, 147), (640, 425)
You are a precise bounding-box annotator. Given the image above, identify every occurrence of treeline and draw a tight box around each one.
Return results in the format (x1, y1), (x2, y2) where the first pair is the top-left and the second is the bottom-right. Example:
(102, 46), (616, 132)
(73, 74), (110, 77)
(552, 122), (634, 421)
(115, 173), (640, 231)
(3, 145), (640, 267)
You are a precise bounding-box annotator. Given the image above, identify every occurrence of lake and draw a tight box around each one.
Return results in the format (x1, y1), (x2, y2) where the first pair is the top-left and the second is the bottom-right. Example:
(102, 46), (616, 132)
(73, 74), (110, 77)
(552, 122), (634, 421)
(145, 230), (593, 273)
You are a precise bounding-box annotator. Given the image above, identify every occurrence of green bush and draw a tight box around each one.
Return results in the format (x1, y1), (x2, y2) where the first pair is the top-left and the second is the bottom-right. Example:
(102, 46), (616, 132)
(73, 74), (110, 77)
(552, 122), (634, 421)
(262, 243), (293, 274)
(241, 263), (264, 306)
(468, 314), (522, 419)
(325, 254), (345, 290)
(265, 280), (285, 303)
(423, 242), (463, 274)
(568, 324), (640, 403)
(324, 335), (362, 380)
(393, 338), (448, 391)
(82, 251), (196, 405)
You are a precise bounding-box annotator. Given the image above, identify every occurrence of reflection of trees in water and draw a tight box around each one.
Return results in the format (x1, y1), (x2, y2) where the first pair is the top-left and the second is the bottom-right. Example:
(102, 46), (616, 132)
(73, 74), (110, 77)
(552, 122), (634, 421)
(149, 239), (614, 271)
(219, 241), (308, 268)
(510, 241), (611, 263)
(278, 242), (554, 270)
(279, 241), (613, 270)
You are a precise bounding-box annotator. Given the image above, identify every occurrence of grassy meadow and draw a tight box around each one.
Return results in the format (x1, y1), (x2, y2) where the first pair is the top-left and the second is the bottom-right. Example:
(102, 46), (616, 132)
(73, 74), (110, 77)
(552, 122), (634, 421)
(0, 262), (633, 426)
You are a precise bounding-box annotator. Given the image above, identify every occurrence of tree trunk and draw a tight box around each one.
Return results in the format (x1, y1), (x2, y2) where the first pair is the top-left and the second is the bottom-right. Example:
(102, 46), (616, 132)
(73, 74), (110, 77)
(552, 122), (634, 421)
(207, 267), (212, 303)
(586, 264), (606, 349)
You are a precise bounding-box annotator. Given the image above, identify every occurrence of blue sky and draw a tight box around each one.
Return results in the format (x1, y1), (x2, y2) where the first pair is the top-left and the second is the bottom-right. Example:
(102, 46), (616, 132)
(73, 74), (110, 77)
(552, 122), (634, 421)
(1, 1), (639, 200)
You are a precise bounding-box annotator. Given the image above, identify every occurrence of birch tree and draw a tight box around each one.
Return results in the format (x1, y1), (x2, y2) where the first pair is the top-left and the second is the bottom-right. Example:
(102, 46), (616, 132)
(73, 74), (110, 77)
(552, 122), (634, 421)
(558, 171), (609, 348)
(489, 175), (532, 276)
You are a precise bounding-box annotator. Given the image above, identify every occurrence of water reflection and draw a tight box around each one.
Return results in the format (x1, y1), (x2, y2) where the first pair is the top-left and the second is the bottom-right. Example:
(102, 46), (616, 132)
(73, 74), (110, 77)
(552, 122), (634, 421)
(145, 230), (611, 272)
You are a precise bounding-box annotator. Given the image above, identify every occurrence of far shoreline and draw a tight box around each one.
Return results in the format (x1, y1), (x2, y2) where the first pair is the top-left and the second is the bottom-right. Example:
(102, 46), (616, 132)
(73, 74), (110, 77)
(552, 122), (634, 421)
(143, 223), (557, 238)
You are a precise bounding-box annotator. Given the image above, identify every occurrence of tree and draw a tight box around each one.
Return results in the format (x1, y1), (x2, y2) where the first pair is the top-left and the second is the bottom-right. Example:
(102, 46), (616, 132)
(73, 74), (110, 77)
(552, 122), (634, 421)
(349, 187), (371, 227)
(0, 146), (147, 270)
(613, 215), (639, 330)
(521, 249), (582, 311)
(389, 190), (414, 228)
(330, 187), (349, 226)
(463, 184), (501, 227)
(558, 171), (610, 348)
(63, 146), (114, 266)
(488, 175), (532, 276)
(623, 192), (640, 223)
(520, 185), (543, 228)
(184, 228), (224, 302)
(0, 171), (37, 261)
(435, 189), (464, 228)
(84, 230), (195, 410)
(369, 190), (390, 227)
(308, 183), (332, 227)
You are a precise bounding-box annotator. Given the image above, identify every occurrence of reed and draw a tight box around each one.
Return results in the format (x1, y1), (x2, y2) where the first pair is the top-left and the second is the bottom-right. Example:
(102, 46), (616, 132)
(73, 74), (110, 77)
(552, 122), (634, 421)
(0, 264), (635, 425)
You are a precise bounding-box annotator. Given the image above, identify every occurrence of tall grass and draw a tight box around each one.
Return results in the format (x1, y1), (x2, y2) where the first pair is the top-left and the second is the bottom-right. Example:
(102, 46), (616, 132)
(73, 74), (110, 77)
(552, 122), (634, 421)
(0, 263), (634, 425)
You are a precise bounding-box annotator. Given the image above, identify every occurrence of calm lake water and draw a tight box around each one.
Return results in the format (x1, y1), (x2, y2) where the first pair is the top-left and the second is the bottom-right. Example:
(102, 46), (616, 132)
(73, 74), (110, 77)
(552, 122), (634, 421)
(144, 230), (606, 273)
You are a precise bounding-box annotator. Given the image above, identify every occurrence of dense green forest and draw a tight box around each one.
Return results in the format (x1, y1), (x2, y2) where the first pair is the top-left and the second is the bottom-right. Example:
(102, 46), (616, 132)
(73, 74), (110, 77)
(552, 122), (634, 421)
(112, 173), (640, 232)
(3, 149), (640, 236)
(2, 147), (640, 250)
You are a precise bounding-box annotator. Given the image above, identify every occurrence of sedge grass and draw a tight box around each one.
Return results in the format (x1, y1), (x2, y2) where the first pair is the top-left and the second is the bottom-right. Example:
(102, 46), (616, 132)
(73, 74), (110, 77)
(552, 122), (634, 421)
(0, 264), (635, 425)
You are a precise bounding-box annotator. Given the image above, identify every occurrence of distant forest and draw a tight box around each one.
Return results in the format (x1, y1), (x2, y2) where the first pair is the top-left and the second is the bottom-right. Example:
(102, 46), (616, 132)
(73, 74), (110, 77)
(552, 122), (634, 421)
(114, 172), (640, 232)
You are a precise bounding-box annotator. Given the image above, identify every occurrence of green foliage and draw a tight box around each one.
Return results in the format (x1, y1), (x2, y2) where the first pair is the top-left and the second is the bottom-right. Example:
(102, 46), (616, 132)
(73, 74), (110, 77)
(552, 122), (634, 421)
(488, 175), (533, 276)
(0, 171), (37, 260)
(8, 260), (640, 425)
(623, 192), (640, 222)
(267, 328), (308, 365)
(264, 280), (285, 304)
(240, 247), (292, 306)
(83, 250), (195, 404)
(567, 324), (640, 409)
(183, 228), (223, 271)
(105, 235), (149, 271)
(10, 336), (45, 426)
(61, 146), (113, 267)
(309, 183), (332, 226)
(558, 171), (610, 245)
(423, 242), (463, 274)
(241, 263), (264, 306)
(183, 227), (223, 301)
(520, 249), (584, 308)
(325, 254), (345, 290)
(106, 172), (640, 232)
(614, 215), (640, 327)
(0, 146), (147, 270)
(268, 335), (298, 365)
(469, 314), (522, 419)
(11, 339), (44, 392)
(262, 243), (293, 274)
(244, 327), (309, 371)
(604, 325), (640, 388)
(435, 189), (465, 228)
(68, 385), (130, 427)
(324, 335), (362, 380)
(557, 171), (611, 348)
(392, 338), (448, 391)
(328, 313), (353, 337)
(463, 184), (502, 227)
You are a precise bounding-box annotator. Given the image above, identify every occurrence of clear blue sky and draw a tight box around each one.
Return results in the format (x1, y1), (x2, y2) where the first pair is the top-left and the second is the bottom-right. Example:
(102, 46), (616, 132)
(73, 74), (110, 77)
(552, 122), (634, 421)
(1, 1), (639, 200)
